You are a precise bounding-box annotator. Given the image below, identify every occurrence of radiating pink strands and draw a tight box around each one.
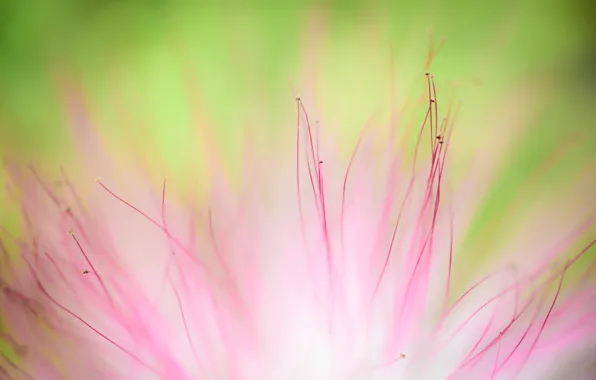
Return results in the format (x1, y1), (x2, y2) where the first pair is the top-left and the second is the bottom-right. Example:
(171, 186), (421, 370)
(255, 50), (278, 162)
(0, 74), (595, 379)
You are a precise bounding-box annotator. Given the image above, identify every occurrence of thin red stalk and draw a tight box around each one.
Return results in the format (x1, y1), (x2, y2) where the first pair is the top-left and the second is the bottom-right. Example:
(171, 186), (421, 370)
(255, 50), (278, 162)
(475, 286), (549, 371)
(169, 277), (203, 375)
(426, 74), (434, 153)
(29, 167), (61, 209)
(96, 180), (204, 268)
(60, 167), (87, 221)
(298, 100), (322, 215)
(491, 332), (504, 380)
(44, 251), (72, 288)
(515, 270), (566, 376)
(443, 203), (455, 314)
(378, 75), (438, 296)
(24, 259), (163, 377)
(158, 180), (193, 306)
(340, 118), (374, 258)
(69, 232), (114, 308)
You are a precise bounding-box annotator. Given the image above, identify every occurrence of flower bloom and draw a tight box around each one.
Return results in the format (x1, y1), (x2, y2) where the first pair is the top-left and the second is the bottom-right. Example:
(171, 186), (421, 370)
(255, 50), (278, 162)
(0, 74), (595, 380)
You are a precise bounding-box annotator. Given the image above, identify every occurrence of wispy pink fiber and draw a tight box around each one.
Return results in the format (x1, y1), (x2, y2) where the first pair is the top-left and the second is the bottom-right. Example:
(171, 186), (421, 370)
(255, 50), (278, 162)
(0, 75), (595, 379)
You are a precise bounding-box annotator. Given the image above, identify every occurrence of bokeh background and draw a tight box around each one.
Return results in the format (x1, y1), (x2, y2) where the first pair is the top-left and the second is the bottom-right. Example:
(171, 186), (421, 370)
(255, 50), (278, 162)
(0, 0), (595, 305)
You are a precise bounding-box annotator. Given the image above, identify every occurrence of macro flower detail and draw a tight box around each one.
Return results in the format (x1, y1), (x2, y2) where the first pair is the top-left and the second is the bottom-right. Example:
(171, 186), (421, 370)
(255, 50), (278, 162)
(0, 74), (595, 380)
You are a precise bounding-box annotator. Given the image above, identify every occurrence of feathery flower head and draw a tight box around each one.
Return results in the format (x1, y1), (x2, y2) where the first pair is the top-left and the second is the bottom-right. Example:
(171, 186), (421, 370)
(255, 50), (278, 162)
(0, 69), (595, 380)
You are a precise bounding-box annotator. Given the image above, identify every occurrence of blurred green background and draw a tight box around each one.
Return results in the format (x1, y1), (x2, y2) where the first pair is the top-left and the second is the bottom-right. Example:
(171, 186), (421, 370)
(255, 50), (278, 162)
(0, 0), (595, 284)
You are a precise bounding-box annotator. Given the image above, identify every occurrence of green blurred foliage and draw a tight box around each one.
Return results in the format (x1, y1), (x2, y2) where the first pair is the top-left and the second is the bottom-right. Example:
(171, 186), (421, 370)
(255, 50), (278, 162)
(0, 0), (592, 153)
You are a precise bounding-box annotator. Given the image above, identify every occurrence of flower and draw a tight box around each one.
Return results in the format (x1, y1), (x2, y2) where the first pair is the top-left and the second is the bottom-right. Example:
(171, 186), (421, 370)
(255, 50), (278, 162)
(0, 74), (595, 380)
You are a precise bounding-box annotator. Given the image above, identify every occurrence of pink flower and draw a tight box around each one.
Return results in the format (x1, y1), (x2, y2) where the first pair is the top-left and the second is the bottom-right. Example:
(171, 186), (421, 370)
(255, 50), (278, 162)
(1, 74), (595, 379)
